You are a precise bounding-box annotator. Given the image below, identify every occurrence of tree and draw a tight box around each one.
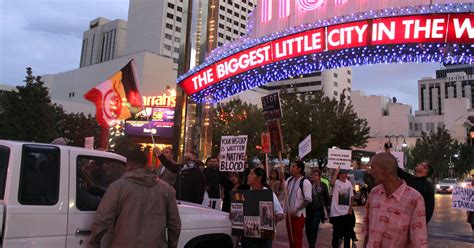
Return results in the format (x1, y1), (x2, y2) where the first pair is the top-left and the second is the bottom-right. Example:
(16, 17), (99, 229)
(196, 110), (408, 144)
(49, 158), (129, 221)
(452, 142), (474, 178)
(407, 127), (457, 179)
(0, 67), (59, 142)
(212, 99), (266, 159)
(279, 89), (370, 170)
(0, 67), (102, 147)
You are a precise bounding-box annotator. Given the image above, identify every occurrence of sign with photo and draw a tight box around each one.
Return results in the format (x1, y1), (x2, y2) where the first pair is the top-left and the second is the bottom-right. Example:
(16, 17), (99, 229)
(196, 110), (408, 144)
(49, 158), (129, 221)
(327, 148), (352, 169)
(219, 135), (248, 172)
(231, 190), (275, 239)
(452, 187), (474, 211)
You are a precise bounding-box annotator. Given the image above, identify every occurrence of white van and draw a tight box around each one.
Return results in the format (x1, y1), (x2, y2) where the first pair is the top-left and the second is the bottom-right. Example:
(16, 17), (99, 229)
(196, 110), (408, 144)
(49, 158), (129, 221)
(0, 140), (233, 248)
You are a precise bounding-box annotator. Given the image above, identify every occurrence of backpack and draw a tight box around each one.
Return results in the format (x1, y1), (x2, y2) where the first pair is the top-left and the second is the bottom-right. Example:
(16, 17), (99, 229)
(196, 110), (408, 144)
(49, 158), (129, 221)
(287, 176), (309, 199)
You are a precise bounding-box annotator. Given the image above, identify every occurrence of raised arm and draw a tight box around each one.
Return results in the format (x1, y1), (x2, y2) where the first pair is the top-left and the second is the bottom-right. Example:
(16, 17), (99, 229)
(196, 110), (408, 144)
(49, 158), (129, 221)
(397, 166), (413, 181)
(154, 148), (180, 173)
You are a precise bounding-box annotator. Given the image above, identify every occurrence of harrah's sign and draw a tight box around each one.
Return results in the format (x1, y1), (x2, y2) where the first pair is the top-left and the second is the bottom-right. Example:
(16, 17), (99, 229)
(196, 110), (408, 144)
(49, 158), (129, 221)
(179, 13), (474, 95)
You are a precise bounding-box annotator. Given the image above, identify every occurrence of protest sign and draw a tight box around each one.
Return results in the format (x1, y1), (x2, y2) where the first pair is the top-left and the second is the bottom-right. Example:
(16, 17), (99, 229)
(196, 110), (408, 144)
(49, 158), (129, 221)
(261, 133), (271, 154)
(327, 148), (352, 169)
(231, 190), (275, 240)
(261, 93), (282, 120)
(219, 135), (248, 172)
(298, 134), (311, 159)
(267, 119), (283, 152)
(452, 186), (474, 211)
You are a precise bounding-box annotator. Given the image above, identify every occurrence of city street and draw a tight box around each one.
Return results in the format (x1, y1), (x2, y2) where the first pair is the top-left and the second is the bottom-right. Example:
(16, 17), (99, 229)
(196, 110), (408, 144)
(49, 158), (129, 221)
(273, 194), (473, 248)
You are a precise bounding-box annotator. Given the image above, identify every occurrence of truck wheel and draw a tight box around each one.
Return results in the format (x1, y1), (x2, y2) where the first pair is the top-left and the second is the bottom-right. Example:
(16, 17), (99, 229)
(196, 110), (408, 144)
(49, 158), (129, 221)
(358, 191), (367, 206)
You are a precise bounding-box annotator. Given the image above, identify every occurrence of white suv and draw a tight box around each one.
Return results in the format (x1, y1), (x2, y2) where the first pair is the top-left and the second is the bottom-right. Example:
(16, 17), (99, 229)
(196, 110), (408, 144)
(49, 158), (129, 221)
(0, 140), (233, 248)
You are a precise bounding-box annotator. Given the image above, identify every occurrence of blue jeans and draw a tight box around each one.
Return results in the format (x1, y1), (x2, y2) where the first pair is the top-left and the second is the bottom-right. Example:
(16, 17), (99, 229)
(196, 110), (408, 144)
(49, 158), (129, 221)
(305, 209), (324, 248)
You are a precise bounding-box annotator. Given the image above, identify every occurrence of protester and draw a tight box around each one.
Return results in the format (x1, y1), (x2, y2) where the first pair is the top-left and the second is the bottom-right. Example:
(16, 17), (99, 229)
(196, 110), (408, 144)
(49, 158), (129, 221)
(89, 149), (181, 248)
(241, 167), (284, 248)
(155, 149), (206, 204)
(397, 160), (435, 223)
(305, 169), (330, 248)
(285, 161), (312, 248)
(329, 167), (354, 248)
(364, 152), (428, 248)
(156, 147), (178, 187)
(204, 156), (222, 209)
(268, 169), (284, 200)
(222, 172), (250, 212)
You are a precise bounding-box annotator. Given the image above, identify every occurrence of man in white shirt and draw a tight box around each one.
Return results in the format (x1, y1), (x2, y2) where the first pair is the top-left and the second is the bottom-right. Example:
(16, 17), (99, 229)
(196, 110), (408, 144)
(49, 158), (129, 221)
(285, 161), (312, 248)
(330, 167), (354, 248)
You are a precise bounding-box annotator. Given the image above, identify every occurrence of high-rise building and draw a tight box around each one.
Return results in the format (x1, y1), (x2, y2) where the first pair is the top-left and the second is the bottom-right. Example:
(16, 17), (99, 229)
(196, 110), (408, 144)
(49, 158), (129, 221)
(79, 17), (127, 68)
(418, 64), (474, 115)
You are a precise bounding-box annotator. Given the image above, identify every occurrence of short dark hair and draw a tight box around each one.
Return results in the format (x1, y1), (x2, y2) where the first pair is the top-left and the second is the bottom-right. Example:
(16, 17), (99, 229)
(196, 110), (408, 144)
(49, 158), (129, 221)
(205, 156), (218, 164)
(127, 149), (147, 167)
(252, 167), (268, 187)
(423, 160), (434, 177)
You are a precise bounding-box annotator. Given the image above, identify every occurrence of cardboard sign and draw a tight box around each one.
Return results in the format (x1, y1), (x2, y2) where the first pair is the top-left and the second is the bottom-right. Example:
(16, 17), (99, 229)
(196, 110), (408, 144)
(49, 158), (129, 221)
(261, 93), (282, 120)
(231, 190), (275, 240)
(219, 135), (248, 172)
(298, 134), (312, 159)
(327, 148), (352, 169)
(261, 133), (271, 154)
(84, 137), (94, 150)
(452, 187), (474, 211)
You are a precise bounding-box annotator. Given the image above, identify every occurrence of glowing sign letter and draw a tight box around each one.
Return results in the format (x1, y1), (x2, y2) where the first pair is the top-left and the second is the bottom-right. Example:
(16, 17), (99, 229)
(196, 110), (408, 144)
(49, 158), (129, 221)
(297, 0), (325, 11)
(262, 0), (272, 22)
(279, 0), (290, 18)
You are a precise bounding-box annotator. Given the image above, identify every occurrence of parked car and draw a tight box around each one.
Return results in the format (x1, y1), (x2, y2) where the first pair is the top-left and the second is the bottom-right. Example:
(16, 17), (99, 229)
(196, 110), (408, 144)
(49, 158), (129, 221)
(0, 140), (233, 248)
(348, 169), (373, 206)
(436, 178), (460, 193)
(461, 178), (474, 188)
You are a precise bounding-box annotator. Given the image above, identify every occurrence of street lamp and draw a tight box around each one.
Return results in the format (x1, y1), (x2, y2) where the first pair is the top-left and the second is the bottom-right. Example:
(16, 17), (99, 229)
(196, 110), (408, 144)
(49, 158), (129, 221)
(385, 135), (406, 151)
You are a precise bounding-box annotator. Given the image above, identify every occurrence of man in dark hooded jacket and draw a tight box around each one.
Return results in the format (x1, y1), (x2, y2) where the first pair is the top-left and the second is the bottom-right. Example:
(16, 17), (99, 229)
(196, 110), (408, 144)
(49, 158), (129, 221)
(155, 149), (206, 204)
(89, 149), (181, 248)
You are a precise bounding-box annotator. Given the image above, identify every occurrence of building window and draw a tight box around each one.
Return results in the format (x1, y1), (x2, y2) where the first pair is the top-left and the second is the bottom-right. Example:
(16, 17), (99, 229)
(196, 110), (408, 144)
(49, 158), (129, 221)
(410, 123), (413, 130)
(219, 23), (224, 29)
(19, 145), (60, 205)
(240, 23), (245, 29)
(234, 12), (239, 17)
(220, 14), (225, 20)
(177, 6), (182, 12)
(347, 87), (351, 92)
(176, 17), (182, 22)
(333, 82), (338, 87)
(165, 34), (172, 40)
(167, 3), (175, 9)
(347, 78), (351, 83)
(220, 6), (225, 11)
(167, 13), (174, 19)
(334, 73), (338, 78)
(174, 47), (180, 53)
(175, 27), (181, 32)
(174, 37), (180, 43)
(226, 36), (231, 41)
(218, 33), (224, 38)
(438, 122), (444, 129)
(233, 30), (239, 34)
(414, 123), (420, 131)
(227, 9), (232, 14)
(347, 70), (351, 75)
(164, 44), (172, 51)
(166, 23), (173, 29)
(347, 96), (351, 100)
(334, 91), (338, 96)
(76, 156), (126, 211)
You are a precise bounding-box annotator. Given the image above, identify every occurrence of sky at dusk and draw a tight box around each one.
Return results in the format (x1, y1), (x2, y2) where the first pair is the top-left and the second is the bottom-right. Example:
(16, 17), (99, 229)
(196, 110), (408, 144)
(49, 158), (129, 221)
(0, 0), (442, 110)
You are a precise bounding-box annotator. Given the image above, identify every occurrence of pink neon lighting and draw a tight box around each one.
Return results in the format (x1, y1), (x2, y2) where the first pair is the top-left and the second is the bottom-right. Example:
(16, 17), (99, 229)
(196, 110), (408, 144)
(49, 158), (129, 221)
(262, 0), (272, 22)
(335, 0), (349, 6)
(279, 0), (290, 18)
(297, 0), (325, 11)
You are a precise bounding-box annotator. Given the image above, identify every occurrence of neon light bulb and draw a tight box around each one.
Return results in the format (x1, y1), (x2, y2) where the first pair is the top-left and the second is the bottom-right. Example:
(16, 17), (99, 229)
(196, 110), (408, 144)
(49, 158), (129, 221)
(297, 0), (325, 11)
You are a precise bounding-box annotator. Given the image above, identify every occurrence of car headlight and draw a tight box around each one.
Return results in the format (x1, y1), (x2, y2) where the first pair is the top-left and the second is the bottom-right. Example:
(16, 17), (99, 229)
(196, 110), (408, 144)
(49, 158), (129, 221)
(354, 185), (360, 192)
(436, 184), (440, 189)
(461, 182), (467, 188)
(449, 186), (453, 189)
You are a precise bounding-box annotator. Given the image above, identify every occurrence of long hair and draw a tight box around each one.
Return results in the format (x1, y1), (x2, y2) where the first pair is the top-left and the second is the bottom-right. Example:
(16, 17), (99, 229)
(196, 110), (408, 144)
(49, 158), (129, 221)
(270, 169), (280, 180)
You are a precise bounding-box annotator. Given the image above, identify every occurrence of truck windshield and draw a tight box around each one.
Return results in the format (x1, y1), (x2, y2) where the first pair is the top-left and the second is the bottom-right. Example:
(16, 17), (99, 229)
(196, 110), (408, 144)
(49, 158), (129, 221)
(0, 146), (9, 199)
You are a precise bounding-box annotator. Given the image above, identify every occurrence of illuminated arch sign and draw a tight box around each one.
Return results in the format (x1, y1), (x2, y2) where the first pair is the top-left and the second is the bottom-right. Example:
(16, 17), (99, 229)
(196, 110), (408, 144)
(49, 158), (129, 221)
(177, 3), (474, 103)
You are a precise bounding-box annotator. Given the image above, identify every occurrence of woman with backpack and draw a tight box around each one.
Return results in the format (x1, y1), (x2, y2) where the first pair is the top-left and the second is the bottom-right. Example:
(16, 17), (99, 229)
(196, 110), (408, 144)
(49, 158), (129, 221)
(305, 169), (330, 248)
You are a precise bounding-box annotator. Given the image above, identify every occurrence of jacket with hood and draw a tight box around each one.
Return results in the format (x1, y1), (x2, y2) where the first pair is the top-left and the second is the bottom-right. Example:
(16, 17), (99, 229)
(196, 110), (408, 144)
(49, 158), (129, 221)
(89, 168), (181, 248)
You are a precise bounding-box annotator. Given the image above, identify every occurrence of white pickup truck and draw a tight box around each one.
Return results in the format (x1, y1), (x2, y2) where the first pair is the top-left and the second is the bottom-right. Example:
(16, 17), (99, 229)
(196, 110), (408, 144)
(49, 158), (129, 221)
(0, 140), (233, 248)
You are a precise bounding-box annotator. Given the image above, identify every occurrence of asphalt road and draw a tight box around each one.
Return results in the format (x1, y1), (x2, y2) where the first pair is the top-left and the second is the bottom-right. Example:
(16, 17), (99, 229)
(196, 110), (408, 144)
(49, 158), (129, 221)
(273, 194), (473, 247)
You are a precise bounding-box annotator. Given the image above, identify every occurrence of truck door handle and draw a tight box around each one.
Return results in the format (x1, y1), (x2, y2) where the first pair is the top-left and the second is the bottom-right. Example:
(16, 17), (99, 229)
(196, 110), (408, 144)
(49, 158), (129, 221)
(76, 228), (92, 235)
